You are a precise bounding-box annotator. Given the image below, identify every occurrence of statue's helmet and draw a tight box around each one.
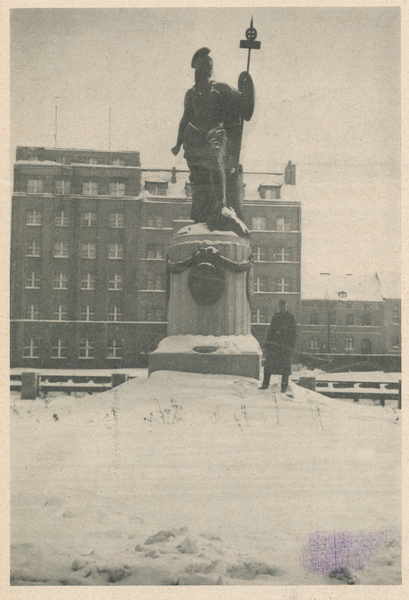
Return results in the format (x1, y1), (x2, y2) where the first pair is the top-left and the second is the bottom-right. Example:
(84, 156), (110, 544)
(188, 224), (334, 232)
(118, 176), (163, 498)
(191, 47), (211, 68)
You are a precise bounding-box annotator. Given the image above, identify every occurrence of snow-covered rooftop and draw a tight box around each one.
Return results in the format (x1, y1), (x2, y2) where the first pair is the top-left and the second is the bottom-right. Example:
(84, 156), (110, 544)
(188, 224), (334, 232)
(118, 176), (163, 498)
(302, 273), (387, 302)
(139, 166), (296, 202)
(376, 271), (401, 299)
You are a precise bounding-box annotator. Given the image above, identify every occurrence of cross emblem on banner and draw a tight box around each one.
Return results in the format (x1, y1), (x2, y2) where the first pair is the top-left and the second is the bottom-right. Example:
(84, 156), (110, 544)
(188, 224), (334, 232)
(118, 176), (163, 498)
(240, 17), (261, 72)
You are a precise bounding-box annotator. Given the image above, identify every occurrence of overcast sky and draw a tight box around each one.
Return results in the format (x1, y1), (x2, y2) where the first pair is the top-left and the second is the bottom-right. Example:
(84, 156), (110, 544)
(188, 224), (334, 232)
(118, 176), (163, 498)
(10, 7), (400, 280)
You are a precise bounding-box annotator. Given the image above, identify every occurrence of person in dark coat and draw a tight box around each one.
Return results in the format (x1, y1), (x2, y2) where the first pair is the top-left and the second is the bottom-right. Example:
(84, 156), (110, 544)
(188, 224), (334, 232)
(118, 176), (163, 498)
(260, 299), (297, 392)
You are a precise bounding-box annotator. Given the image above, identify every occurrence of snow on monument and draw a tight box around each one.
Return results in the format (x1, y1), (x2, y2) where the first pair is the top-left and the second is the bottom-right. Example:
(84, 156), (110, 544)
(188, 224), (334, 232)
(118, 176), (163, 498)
(149, 22), (263, 378)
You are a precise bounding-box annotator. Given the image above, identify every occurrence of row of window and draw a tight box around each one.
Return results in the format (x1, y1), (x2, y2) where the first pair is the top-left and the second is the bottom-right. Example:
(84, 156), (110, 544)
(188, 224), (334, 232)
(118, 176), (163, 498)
(251, 217), (292, 231)
(253, 246), (294, 262)
(26, 180), (128, 197)
(26, 212), (294, 233)
(307, 336), (400, 351)
(308, 308), (399, 325)
(25, 242), (165, 260)
(23, 338), (123, 359)
(22, 304), (166, 322)
(25, 272), (164, 291)
(26, 242), (125, 259)
(254, 277), (293, 293)
(27, 211), (125, 228)
(25, 155), (128, 167)
(308, 312), (374, 326)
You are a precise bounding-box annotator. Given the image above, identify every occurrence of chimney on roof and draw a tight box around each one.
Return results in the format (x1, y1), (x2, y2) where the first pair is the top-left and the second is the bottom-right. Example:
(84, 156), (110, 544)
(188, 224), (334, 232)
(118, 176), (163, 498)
(285, 161), (296, 185)
(171, 167), (177, 184)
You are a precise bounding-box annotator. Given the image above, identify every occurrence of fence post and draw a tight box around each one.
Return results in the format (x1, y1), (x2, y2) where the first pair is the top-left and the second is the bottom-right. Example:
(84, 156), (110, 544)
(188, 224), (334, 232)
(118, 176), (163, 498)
(298, 377), (316, 391)
(21, 372), (39, 400)
(398, 380), (402, 410)
(111, 373), (128, 388)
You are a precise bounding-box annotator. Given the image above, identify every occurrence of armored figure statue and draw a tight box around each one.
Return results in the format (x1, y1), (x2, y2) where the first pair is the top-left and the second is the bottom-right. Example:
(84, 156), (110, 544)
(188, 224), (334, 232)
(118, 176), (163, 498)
(172, 47), (254, 237)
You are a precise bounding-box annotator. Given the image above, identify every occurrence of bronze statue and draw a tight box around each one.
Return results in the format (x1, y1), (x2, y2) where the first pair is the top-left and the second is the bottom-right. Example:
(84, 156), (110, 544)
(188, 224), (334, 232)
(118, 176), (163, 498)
(172, 45), (255, 237)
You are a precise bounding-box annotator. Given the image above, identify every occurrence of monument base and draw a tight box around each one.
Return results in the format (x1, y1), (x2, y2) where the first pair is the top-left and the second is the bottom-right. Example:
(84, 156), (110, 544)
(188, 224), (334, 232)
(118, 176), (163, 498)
(149, 334), (261, 380)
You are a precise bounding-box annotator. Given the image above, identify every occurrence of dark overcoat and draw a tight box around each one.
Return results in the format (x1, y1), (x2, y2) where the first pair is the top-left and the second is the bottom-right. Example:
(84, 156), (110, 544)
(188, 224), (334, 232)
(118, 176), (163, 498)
(264, 311), (297, 376)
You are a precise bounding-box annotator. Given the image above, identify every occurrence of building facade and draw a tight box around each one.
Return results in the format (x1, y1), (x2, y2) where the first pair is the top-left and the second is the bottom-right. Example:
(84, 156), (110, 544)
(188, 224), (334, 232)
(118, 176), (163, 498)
(300, 273), (401, 356)
(10, 147), (301, 369)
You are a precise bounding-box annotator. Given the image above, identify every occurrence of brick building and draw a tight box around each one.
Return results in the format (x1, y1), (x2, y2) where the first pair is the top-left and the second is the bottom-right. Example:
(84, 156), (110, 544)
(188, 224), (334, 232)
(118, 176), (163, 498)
(300, 272), (401, 356)
(10, 147), (301, 369)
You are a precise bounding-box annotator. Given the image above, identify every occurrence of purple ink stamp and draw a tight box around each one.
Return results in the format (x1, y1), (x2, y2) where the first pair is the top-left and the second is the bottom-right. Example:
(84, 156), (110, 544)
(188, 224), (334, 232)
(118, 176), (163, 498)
(301, 528), (398, 582)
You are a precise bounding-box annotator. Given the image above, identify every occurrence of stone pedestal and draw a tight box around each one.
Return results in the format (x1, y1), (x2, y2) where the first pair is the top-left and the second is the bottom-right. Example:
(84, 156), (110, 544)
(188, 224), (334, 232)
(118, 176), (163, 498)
(149, 224), (262, 379)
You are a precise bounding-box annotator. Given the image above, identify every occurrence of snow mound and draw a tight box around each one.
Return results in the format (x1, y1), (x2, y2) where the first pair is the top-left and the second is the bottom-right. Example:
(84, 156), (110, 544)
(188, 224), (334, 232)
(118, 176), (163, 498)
(11, 371), (401, 585)
(153, 334), (261, 355)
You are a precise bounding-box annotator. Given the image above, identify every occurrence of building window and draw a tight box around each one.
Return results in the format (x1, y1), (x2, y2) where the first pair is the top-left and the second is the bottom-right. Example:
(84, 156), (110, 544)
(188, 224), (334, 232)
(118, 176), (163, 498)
(82, 181), (98, 196)
(392, 306), (400, 324)
(338, 291), (347, 298)
(310, 312), (319, 325)
(346, 314), (354, 326)
(254, 247), (267, 261)
(108, 305), (122, 321)
(51, 339), (67, 359)
(79, 338), (95, 359)
(185, 183), (192, 197)
(25, 304), (40, 320)
(53, 304), (68, 321)
(276, 217), (291, 232)
(148, 214), (166, 228)
(258, 185), (280, 199)
(109, 181), (126, 197)
(108, 244), (124, 259)
(251, 217), (267, 231)
(27, 179), (43, 194)
(25, 271), (40, 289)
(393, 336), (400, 349)
(55, 180), (71, 195)
(54, 242), (69, 258)
(345, 337), (354, 350)
(146, 272), (164, 290)
(274, 247), (292, 261)
(310, 336), (319, 350)
(81, 243), (96, 259)
(53, 272), (68, 289)
(145, 182), (167, 195)
(145, 307), (164, 321)
(251, 309), (267, 323)
(146, 244), (164, 259)
(254, 277), (267, 293)
(26, 210), (42, 226)
(362, 313), (371, 326)
(23, 338), (39, 358)
(275, 277), (291, 293)
(107, 339), (122, 359)
(81, 274), (96, 290)
(108, 274), (123, 290)
(26, 241), (41, 257)
(328, 312), (337, 325)
(81, 212), (97, 227)
(80, 305), (95, 321)
(55, 211), (70, 227)
(109, 213), (125, 228)
(112, 159), (125, 166)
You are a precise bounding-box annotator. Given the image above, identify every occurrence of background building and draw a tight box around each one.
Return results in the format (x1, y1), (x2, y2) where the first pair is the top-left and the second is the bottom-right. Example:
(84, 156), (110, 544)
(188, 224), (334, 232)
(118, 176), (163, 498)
(300, 272), (401, 356)
(10, 147), (300, 368)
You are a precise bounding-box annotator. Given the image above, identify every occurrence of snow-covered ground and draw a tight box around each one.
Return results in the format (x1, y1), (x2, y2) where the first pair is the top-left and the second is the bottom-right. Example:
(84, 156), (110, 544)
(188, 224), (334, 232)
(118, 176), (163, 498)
(10, 370), (401, 586)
